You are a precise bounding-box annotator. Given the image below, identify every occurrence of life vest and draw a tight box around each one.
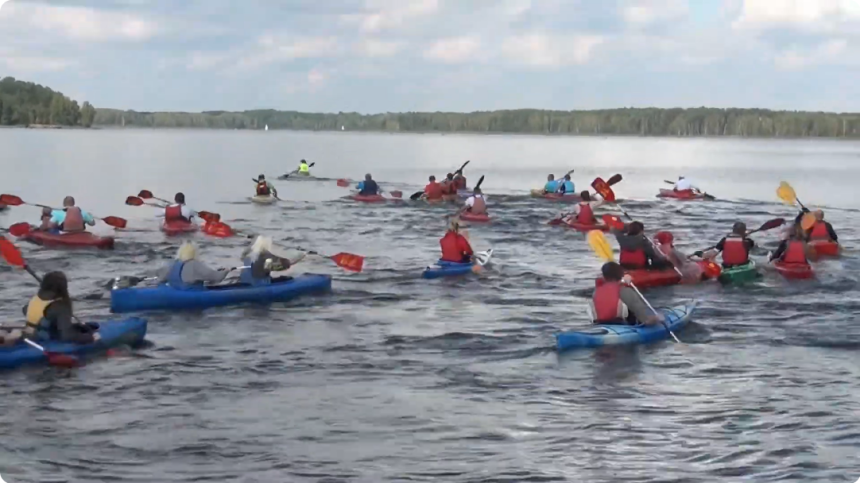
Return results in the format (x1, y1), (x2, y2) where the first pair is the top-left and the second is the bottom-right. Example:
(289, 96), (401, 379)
(238, 257), (271, 286)
(164, 204), (188, 222)
(721, 236), (750, 266)
(560, 180), (574, 194)
(809, 221), (830, 240)
(425, 182), (444, 200)
(163, 261), (195, 290)
(576, 203), (595, 224)
(544, 180), (559, 193)
(440, 231), (472, 262)
(453, 177), (467, 191)
(256, 181), (270, 196)
(620, 249), (647, 268)
(359, 179), (379, 196)
(25, 295), (57, 340)
(298, 163), (309, 173)
(61, 207), (85, 232)
(441, 181), (455, 195)
(782, 240), (808, 264)
(592, 282), (627, 323)
(468, 195), (486, 214)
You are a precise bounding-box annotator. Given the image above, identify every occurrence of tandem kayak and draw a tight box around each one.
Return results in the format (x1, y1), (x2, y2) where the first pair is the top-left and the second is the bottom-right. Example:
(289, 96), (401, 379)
(0, 317), (147, 370)
(110, 274), (332, 313)
(250, 195), (278, 205)
(810, 239), (840, 258)
(20, 230), (115, 250)
(656, 189), (712, 200)
(161, 220), (198, 236)
(717, 261), (760, 285)
(460, 211), (490, 223)
(773, 260), (814, 280)
(595, 263), (716, 289)
(351, 194), (387, 203)
(421, 249), (493, 279)
(556, 303), (696, 351)
(530, 189), (581, 202)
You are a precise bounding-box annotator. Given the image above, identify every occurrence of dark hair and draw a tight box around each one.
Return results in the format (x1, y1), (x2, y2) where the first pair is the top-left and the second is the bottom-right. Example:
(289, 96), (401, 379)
(446, 173), (454, 180)
(429, 175), (436, 182)
(581, 191), (591, 201)
(365, 173), (372, 180)
(601, 262), (624, 281)
(41, 271), (71, 308)
(175, 192), (185, 203)
(258, 174), (265, 180)
(732, 222), (746, 235)
(627, 221), (644, 236)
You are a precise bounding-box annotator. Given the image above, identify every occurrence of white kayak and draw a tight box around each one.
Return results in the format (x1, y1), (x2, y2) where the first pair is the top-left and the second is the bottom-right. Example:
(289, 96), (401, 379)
(250, 195), (278, 205)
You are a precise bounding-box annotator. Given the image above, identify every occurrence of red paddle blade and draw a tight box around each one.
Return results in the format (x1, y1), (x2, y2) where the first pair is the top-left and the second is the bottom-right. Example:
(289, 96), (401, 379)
(7, 222), (32, 237)
(606, 174), (623, 186)
(548, 218), (563, 226)
(197, 211), (221, 223)
(0, 236), (26, 267)
(389, 190), (402, 198)
(703, 261), (722, 279)
(125, 196), (144, 206)
(591, 178), (616, 202)
(46, 352), (80, 368)
(101, 216), (127, 229)
(330, 252), (364, 272)
(0, 194), (24, 206)
(602, 214), (625, 230)
(337, 179), (350, 187)
(137, 190), (154, 199)
(759, 218), (785, 231)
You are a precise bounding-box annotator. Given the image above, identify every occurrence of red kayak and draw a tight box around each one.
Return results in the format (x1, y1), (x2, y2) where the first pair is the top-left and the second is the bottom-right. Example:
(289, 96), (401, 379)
(595, 261), (717, 289)
(657, 189), (707, 200)
(201, 222), (233, 238)
(565, 221), (609, 232)
(161, 220), (198, 236)
(21, 230), (114, 249)
(530, 189), (581, 202)
(809, 239), (840, 257)
(460, 212), (490, 223)
(351, 194), (386, 203)
(773, 261), (814, 280)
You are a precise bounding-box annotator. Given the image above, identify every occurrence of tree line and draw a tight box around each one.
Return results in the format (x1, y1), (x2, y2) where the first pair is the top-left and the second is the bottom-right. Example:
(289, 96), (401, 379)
(0, 77), (96, 128)
(92, 106), (860, 138)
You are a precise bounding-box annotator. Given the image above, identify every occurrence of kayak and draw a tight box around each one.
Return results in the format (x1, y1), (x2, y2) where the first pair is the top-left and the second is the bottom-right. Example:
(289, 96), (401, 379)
(595, 262), (718, 289)
(421, 249), (493, 279)
(773, 260), (814, 280)
(460, 212), (490, 223)
(530, 189), (580, 202)
(717, 261), (759, 285)
(278, 172), (314, 180)
(161, 220), (198, 236)
(110, 274), (332, 313)
(810, 239), (840, 257)
(656, 189), (708, 200)
(0, 317), (147, 370)
(201, 222), (233, 238)
(351, 194), (386, 203)
(250, 195), (278, 205)
(556, 303), (696, 351)
(20, 230), (115, 250)
(556, 220), (609, 232)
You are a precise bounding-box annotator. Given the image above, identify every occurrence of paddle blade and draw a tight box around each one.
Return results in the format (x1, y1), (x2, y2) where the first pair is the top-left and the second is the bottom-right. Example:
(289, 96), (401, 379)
(46, 352), (80, 368)
(777, 182), (797, 206)
(125, 196), (144, 206)
(337, 179), (350, 187)
(7, 222), (32, 237)
(475, 175), (485, 190)
(601, 214), (625, 230)
(389, 190), (402, 198)
(0, 236), (25, 267)
(757, 218), (785, 232)
(702, 261), (722, 279)
(330, 252), (364, 272)
(137, 190), (154, 200)
(801, 213), (816, 231)
(606, 174), (623, 186)
(410, 191), (423, 201)
(548, 217), (563, 226)
(591, 177), (616, 202)
(197, 211), (221, 223)
(101, 216), (127, 229)
(0, 194), (24, 206)
(587, 230), (614, 262)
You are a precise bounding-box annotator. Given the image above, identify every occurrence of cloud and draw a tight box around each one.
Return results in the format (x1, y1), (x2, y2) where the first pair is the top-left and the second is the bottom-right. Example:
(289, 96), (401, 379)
(733, 0), (860, 33)
(620, 0), (689, 26)
(354, 39), (405, 57)
(341, 0), (439, 33)
(0, 2), (158, 42)
(237, 36), (339, 69)
(2, 55), (76, 73)
(502, 34), (603, 67)
(775, 39), (849, 69)
(423, 36), (481, 63)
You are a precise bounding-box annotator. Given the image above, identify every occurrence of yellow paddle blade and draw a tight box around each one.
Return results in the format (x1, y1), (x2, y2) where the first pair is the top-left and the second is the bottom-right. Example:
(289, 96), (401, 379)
(777, 181), (797, 206)
(587, 230), (615, 262)
(800, 212), (816, 231)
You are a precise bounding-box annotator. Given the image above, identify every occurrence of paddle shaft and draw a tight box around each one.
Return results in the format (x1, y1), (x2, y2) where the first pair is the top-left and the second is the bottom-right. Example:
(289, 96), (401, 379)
(628, 282), (680, 343)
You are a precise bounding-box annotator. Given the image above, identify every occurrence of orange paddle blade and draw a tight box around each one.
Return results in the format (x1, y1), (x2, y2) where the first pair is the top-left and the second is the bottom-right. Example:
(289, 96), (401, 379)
(800, 213), (816, 231)
(601, 214), (624, 230)
(330, 252), (364, 272)
(7, 222), (32, 237)
(587, 230), (614, 262)
(591, 178), (616, 202)
(0, 236), (25, 267)
(47, 352), (80, 368)
(389, 190), (402, 198)
(101, 216), (127, 229)
(702, 261), (722, 279)
(336, 179), (350, 187)
(0, 194), (24, 206)
(197, 211), (221, 223)
(125, 196), (145, 206)
(138, 190), (155, 199)
(776, 182), (797, 206)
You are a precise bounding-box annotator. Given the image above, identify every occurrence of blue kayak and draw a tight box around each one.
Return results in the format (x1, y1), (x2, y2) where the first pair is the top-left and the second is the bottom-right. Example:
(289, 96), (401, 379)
(421, 249), (493, 279)
(110, 274), (332, 313)
(0, 317), (147, 370)
(555, 303), (696, 351)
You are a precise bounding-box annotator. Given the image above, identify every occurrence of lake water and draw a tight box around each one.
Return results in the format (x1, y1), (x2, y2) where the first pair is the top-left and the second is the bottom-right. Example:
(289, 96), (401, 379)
(1, 129), (859, 482)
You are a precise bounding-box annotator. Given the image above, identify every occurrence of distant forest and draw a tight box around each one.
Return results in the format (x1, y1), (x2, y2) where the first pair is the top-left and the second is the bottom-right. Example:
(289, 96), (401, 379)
(0, 77), (96, 127)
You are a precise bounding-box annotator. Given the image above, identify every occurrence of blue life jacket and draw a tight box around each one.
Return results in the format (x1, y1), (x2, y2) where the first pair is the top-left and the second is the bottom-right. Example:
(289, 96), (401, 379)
(164, 261), (194, 290)
(559, 180), (575, 194)
(358, 179), (379, 196)
(238, 257), (271, 286)
(356, 181), (365, 191)
(544, 180), (559, 193)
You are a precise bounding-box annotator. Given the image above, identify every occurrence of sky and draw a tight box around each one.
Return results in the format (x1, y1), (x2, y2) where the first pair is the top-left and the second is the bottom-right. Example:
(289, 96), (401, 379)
(0, 0), (858, 113)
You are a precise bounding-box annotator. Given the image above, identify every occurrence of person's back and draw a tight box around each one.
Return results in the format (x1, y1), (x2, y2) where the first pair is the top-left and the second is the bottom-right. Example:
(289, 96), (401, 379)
(808, 211), (837, 241)
(592, 262), (662, 325)
(453, 175), (467, 191)
(359, 179), (379, 196)
(440, 229), (473, 263)
(674, 177), (693, 191)
(575, 202), (595, 224)
(465, 192), (486, 214)
(23, 271), (98, 344)
(156, 243), (228, 289)
(781, 240), (808, 264)
(425, 178), (443, 200)
(559, 179), (575, 194)
(298, 161), (310, 173)
(60, 206), (86, 232)
(256, 180), (271, 196)
(544, 178), (559, 193)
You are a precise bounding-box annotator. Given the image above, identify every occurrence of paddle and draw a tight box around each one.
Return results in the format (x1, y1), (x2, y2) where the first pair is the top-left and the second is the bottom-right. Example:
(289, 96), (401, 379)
(0, 194), (127, 229)
(137, 190), (171, 205)
(0, 237), (81, 367)
(295, 247), (365, 272)
(454, 160), (470, 176)
(3, 222), (36, 237)
(126, 196), (221, 223)
(585, 230), (680, 343)
(776, 181), (809, 212)
(111, 265), (253, 289)
(282, 161), (315, 179)
(552, 174), (624, 223)
(690, 218), (786, 258)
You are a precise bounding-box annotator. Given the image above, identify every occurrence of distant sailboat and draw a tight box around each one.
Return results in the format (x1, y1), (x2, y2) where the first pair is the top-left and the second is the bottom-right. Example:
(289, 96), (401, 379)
(341, 125), (345, 131)
(265, 124), (269, 131)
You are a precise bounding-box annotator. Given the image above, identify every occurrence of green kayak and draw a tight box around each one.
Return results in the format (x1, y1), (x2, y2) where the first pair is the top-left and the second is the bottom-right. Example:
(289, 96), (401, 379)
(717, 261), (759, 285)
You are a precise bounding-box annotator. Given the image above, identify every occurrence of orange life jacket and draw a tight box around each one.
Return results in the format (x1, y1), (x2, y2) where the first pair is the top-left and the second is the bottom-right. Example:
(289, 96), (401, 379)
(593, 282), (624, 322)
(576, 203), (595, 224)
(440, 231), (473, 262)
(782, 240), (808, 264)
(165, 204), (188, 222)
(620, 249), (647, 268)
(809, 221), (830, 240)
(61, 207), (85, 232)
(256, 181), (270, 196)
(722, 237), (750, 266)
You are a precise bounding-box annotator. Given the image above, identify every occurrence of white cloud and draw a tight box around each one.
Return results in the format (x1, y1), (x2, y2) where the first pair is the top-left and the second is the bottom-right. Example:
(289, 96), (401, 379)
(186, 51), (232, 71)
(354, 39), (405, 57)
(307, 68), (326, 86)
(0, 2), (158, 42)
(238, 36), (339, 69)
(341, 0), (439, 33)
(2, 55), (76, 73)
(733, 0), (860, 32)
(424, 36), (481, 63)
(502, 34), (603, 67)
(775, 39), (849, 69)
(621, 0), (688, 26)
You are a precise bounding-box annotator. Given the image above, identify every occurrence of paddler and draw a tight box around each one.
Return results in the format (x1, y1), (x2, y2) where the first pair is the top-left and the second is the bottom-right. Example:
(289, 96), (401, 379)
(769, 225), (812, 265)
(440, 218), (473, 263)
(806, 210), (838, 242)
(556, 174), (575, 195)
(702, 222), (755, 268)
(441, 173), (456, 196)
(543, 174), (559, 194)
(255, 174), (278, 198)
(37, 207), (54, 231)
(239, 236), (304, 285)
(50, 196), (95, 233)
(298, 159), (310, 175)
(22, 271), (100, 343)
(424, 175), (444, 202)
(452, 171), (467, 191)
(164, 192), (195, 223)
(654, 231), (702, 282)
(156, 241), (230, 289)
(462, 187), (487, 215)
(561, 191), (602, 225)
(612, 221), (673, 270)
(356, 173), (380, 196)
(673, 176), (697, 193)
(592, 262), (664, 326)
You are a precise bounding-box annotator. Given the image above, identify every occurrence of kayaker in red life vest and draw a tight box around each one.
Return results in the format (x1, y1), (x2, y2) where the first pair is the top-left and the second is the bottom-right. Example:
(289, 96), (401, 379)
(441, 173), (456, 195)
(37, 207), (53, 231)
(424, 176), (444, 201)
(806, 210), (838, 242)
(440, 218), (473, 263)
(164, 192), (195, 222)
(462, 187), (487, 214)
(561, 191), (603, 225)
(592, 262), (664, 326)
(654, 231), (703, 282)
(770, 225), (812, 265)
(452, 172), (467, 191)
(612, 221), (673, 270)
(255, 174), (278, 198)
(708, 222), (755, 268)
(49, 196), (95, 233)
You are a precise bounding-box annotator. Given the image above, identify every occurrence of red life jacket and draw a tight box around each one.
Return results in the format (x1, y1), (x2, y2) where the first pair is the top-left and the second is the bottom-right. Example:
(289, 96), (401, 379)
(809, 221), (830, 240)
(256, 181), (270, 196)
(620, 249), (647, 268)
(61, 207), (85, 232)
(440, 231), (473, 262)
(782, 240), (808, 264)
(425, 182), (444, 200)
(576, 203), (595, 224)
(165, 204), (188, 222)
(468, 195), (486, 214)
(453, 177), (467, 191)
(593, 282), (624, 322)
(441, 181), (455, 195)
(722, 237), (750, 266)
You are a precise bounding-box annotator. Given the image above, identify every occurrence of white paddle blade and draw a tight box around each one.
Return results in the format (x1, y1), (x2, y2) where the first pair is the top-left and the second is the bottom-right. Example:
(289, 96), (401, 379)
(474, 249), (493, 266)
